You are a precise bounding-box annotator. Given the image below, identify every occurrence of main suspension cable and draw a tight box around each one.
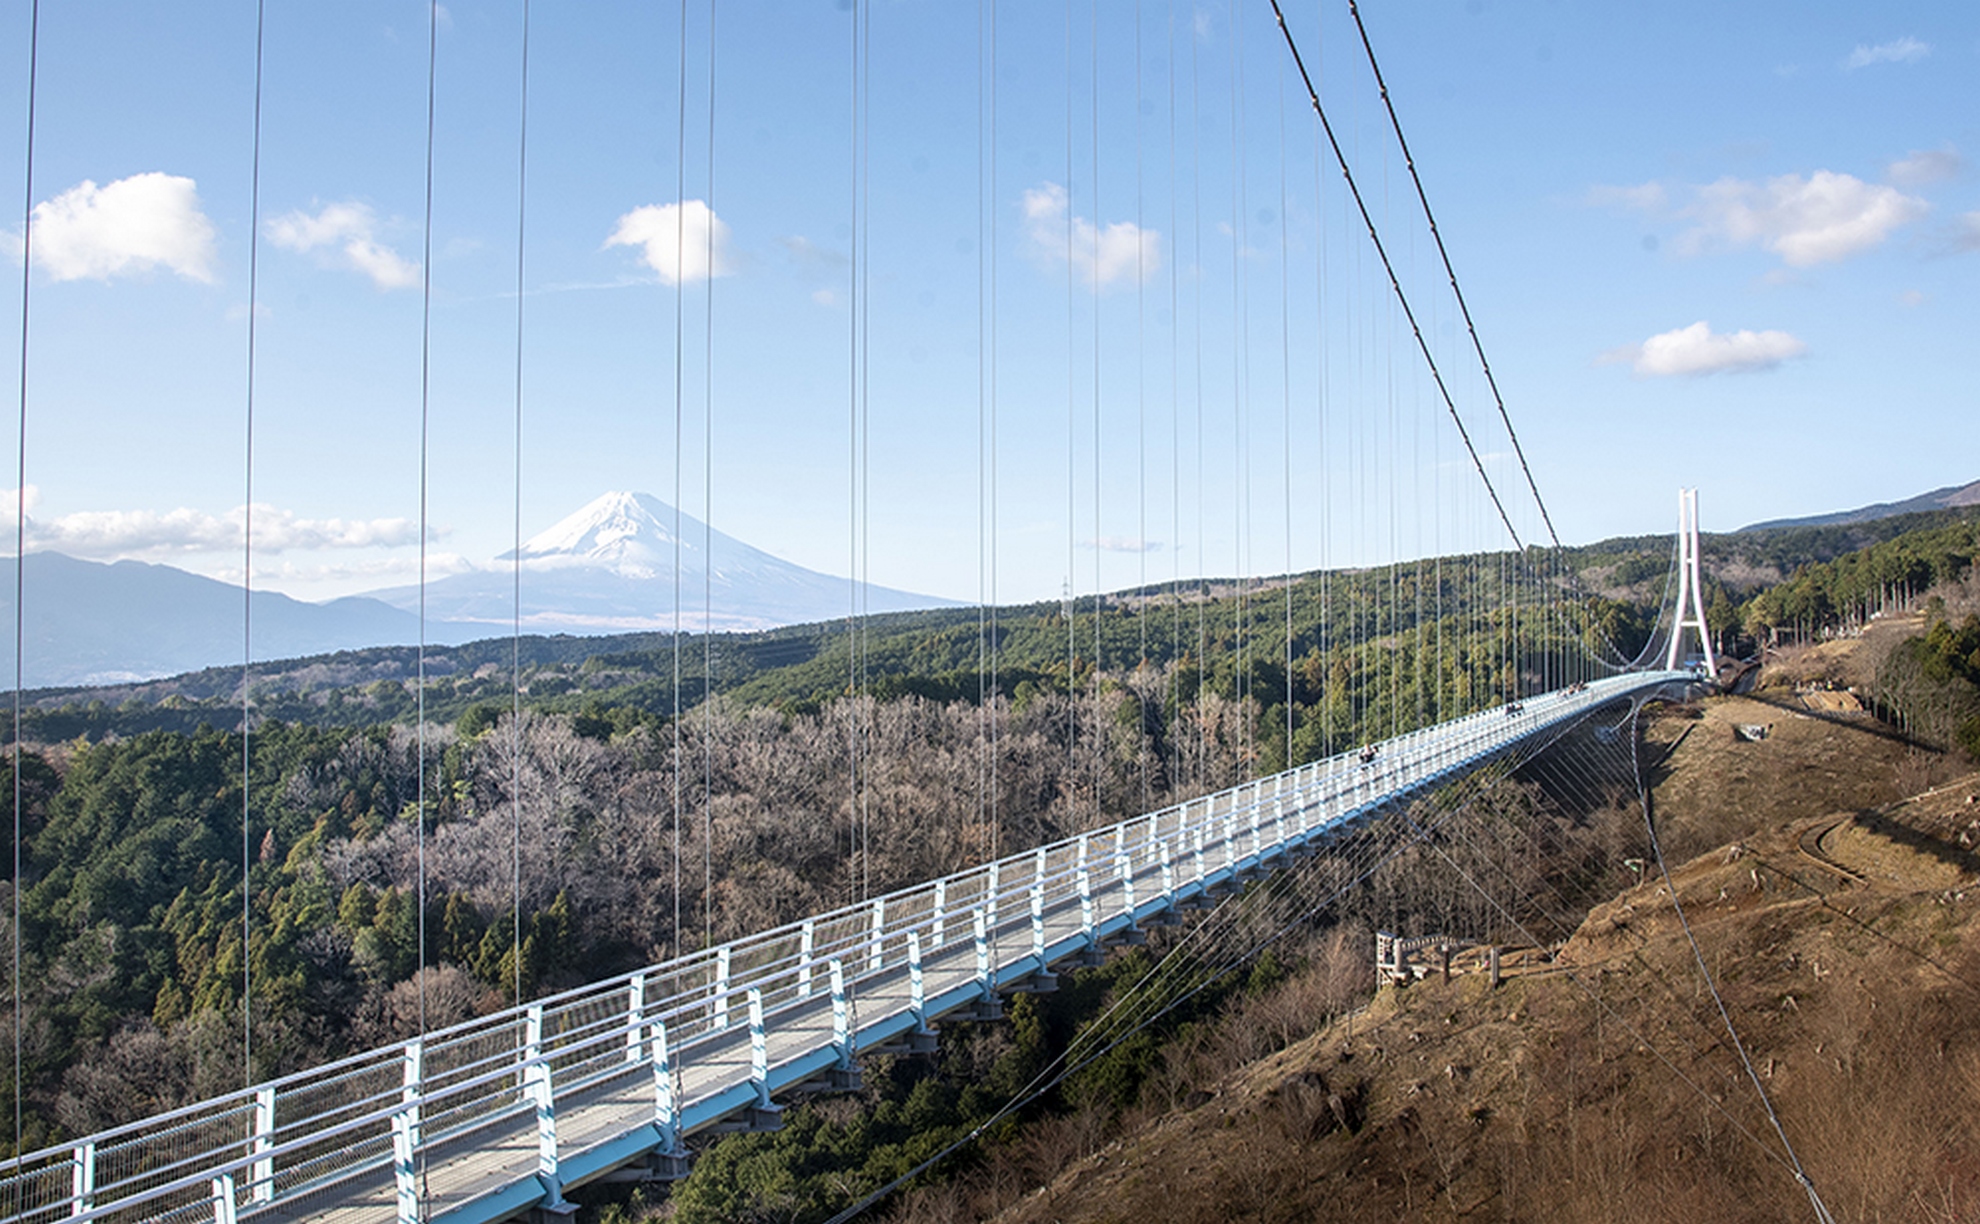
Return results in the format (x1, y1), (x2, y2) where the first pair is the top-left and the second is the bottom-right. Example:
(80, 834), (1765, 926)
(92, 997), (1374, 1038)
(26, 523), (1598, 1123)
(1344, 0), (1557, 549)
(1264, 0), (1523, 554)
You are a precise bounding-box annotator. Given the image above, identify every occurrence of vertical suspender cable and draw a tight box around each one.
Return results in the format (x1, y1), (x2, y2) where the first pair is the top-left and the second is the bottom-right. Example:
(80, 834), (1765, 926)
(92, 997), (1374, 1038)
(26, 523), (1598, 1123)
(1165, 0), (1180, 792)
(845, 0), (859, 910)
(1228, 11), (1246, 775)
(976, 0), (987, 859)
(977, 0), (999, 875)
(858, 0), (871, 906)
(508, 0), (532, 1004)
(1312, 46), (1329, 756)
(1278, 46), (1292, 766)
(985, 0), (1001, 960)
(1089, 0), (1101, 829)
(1062, 0), (1075, 798)
(11, 0), (40, 1161)
(415, 0), (441, 1058)
(670, 0), (688, 955)
(240, 0), (268, 1089)
(702, 0), (717, 949)
(1134, 0), (1147, 814)
(1189, 20), (1205, 787)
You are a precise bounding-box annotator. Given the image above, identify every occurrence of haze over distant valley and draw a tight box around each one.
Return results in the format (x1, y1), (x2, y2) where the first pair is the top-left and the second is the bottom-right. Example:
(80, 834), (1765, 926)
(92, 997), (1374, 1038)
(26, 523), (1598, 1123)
(2, 491), (954, 688)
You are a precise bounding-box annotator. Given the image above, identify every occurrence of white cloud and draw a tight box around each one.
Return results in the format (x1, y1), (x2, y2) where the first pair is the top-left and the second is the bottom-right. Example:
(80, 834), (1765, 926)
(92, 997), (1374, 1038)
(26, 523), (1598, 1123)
(1887, 147), (1962, 187)
(777, 234), (847, 272)
(1956, 211), (1980, 253)
(605, 200), (734, 285)
(0, 495), (429, 558)
(1681, 171), (1926, 266)
(1585, 182), (1667, 212)
(1845, 37), (1929, 69)
(26, 173), (217, 283)
(1021, 182), (1161, 291)
(266, 201), (420, 290)
(811, 288), (839, 308)
(1602, 321), (1807, 378)
(1086, 536), (1163, 554)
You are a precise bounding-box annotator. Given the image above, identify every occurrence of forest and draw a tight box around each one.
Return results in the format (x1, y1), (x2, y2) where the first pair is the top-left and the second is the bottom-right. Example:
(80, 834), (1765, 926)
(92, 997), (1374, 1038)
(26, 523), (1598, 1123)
(1, 508), (1975, 1168)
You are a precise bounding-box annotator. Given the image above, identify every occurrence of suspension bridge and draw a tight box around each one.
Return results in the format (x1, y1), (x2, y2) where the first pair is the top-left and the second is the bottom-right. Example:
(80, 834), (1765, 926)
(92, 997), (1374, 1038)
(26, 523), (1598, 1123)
(0, 660), (1706, 1224)
(0, 0), (1833, 1218)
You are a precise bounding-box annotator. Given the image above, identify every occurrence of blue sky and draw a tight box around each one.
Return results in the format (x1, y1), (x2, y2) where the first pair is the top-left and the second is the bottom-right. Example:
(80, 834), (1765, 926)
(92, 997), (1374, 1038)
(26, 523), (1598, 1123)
(0, 0), (1974, 609)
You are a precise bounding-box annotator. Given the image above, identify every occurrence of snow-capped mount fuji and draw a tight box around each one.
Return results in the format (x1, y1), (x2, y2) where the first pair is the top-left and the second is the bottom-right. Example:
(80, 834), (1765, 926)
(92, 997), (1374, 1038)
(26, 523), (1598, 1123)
(508, 490), (696, 578)
(367, 491), (956, 634)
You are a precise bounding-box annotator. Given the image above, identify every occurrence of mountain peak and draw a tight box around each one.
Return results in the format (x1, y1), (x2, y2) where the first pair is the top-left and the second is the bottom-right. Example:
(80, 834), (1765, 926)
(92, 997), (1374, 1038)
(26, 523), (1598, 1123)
(505, 490), (701, 578)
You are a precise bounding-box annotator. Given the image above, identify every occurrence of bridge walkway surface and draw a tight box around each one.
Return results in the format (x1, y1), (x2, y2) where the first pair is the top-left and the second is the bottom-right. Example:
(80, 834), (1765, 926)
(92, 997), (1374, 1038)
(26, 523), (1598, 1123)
(2, 670), (1692, 1224)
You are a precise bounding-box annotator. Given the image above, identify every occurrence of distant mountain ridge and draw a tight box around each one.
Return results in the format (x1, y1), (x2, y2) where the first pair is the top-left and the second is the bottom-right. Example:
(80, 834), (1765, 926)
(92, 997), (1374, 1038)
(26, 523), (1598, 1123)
(0, 553), (437, 689)
(1739, 479), (1980, 532)
(364, 491), (956, 634)
(4, 491), (956, 688)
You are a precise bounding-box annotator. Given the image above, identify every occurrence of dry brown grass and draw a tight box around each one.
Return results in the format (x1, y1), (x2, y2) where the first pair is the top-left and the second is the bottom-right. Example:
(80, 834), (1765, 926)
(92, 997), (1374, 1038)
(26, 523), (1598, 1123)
(974, 687), (1980, 1224)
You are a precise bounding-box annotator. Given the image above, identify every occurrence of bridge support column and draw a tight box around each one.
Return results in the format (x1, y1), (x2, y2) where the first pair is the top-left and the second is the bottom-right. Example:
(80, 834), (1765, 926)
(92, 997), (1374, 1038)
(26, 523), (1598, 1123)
(209, 1173), (238, 1224)
(959, 909), (1001, 1021)
(831, 959), (854, 1065)
(1116, 826), (1134, 918)
(625, 974), (646, 1064)
(797, 920), (816, 998)
(933, 880), (947, 949)
(908, 930), (927, 1031)
(401, 1041), (423, 1147)
(649, 1017), (690, 1169)
(740, 988), (785, 1131)
(869, 898), (887, 974)
(714, 946), (732, 1031)
(250, 1085), (275, 1205)
(390, 1107), (418, 1224)
(1076, 834), (1094, 937)
(793, 959), (864, 1090)
(69, 1141), (94, 1219)
(1029, 849), (1046, 966)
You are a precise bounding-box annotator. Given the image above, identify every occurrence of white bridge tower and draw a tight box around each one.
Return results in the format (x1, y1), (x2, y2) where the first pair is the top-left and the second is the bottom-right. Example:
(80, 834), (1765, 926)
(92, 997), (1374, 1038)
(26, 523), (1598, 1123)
(1665, 487), (1714, 673)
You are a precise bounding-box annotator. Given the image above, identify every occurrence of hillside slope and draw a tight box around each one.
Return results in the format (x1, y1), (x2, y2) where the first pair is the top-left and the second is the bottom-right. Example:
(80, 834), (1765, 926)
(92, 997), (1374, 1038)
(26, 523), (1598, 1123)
(995, 776), (1980, 1223)
(991, 696), (1979, 1223)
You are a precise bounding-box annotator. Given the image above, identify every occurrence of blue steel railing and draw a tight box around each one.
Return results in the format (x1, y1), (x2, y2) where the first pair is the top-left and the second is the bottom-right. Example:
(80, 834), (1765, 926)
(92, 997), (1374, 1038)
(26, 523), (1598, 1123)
(0, 670), (1691, 1224)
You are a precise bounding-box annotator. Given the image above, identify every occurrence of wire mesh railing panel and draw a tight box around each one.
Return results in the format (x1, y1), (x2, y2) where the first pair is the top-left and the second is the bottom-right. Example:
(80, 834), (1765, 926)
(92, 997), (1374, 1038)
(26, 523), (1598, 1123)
(0, 1163), (70, 1224)
(268, 1128), (395, 1201)
(89, 1101), (256, 1214)
(109, 1192), (213, 1224)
